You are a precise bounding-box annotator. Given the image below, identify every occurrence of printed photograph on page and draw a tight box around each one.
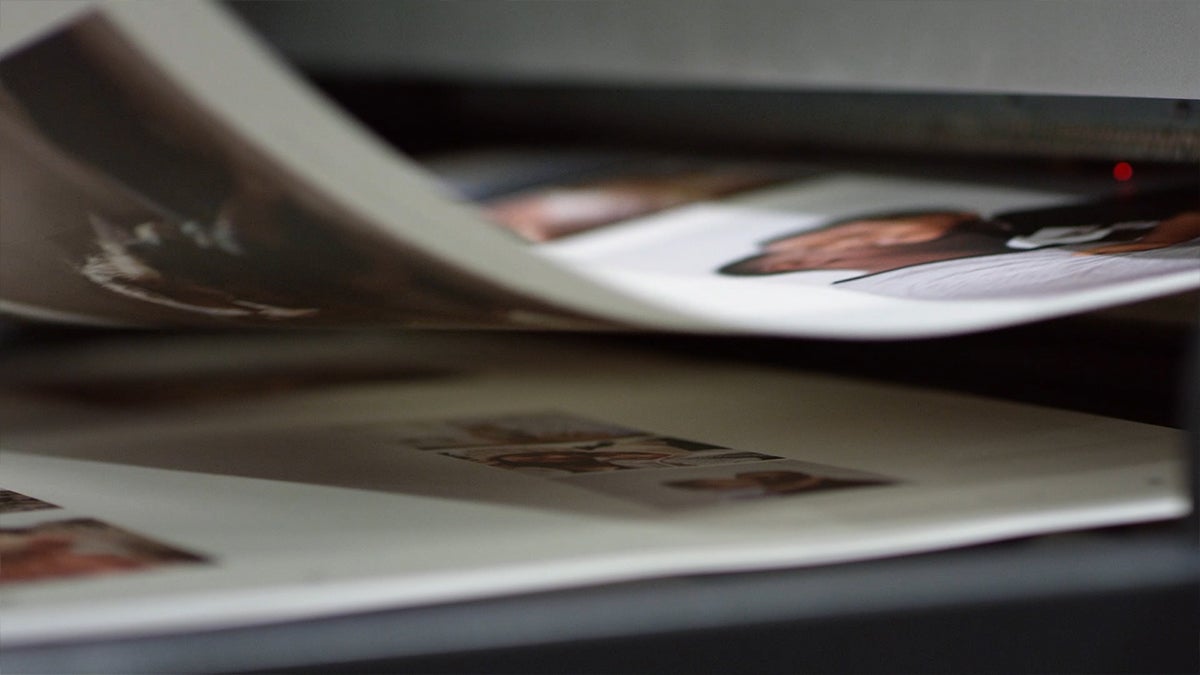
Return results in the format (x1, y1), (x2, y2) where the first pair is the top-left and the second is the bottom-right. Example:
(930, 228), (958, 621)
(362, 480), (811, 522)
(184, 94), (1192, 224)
(359, 411), (896, 509)
(438, 435), (778, 477)
(537, 173), (1199, 306)
(450, 152), (818, 242)
(357, 411), (648, 451)
(0, 13), (588, 329)
(0, 518), (208, 586)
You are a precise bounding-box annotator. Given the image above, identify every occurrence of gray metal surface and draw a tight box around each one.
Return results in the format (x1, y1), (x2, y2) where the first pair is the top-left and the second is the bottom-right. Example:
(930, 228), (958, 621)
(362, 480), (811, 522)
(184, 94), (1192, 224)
(3, 528), (1196, 674)
(231, 0), (1200, 98)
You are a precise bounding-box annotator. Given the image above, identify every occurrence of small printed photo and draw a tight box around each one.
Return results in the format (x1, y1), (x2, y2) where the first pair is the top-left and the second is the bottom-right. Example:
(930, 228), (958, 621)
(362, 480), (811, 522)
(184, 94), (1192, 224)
(0, 489), (61, 515)
(560, 459), (897, 509)
(368, 411), (646, 451)
(440, 435), (780, 476)
(716, 187), (1200, 301)
(0, 518), (209, 586)
(483, 161), (805, 242)
(3, 15), (566, 328)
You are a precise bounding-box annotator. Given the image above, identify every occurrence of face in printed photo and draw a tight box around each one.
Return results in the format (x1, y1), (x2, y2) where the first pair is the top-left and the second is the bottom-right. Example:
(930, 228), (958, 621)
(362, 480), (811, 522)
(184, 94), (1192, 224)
(717, 188), (1200, 296)
(442, 436), (688, 474)
(485, 166), (794, 242)
(439, 435), (758, 474)
(370, 412), (646, 451)
(0, 519), (208, 585)
(719, 210), (999, 276)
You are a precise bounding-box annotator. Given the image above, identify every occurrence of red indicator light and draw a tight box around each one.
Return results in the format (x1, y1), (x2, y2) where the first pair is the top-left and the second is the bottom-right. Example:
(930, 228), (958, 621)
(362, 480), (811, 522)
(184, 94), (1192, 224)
(1113, 161), (1134, 182)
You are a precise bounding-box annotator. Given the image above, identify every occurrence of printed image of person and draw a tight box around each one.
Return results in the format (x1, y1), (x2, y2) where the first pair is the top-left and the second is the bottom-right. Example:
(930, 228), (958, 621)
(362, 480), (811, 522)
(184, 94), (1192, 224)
(0, 519), (207, 585)
(485, 165), (796, 242)
(718, 187), (1199, 300)
(2, 20), (560, 327)
(445, 436), (780, 476)
(553, 459), (897, 509)
(719, 209), (1000, 276)
(486, 448), (680, 475)
(1, 29), (359, 321)
(664, 469), (891, 500)
(456, 413), (643, 446)
(378, 412), (645, 451)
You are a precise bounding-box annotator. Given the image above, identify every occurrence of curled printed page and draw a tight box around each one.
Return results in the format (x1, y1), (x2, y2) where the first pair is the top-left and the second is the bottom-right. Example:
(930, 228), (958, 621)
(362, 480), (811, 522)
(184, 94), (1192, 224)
(1, 1), (1196, 337)
(0, 331), (1188, 645)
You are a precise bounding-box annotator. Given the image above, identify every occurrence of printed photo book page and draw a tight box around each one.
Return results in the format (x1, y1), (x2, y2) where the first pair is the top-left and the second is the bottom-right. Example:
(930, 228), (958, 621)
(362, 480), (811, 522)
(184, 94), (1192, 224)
(0, 331), (1188, 646)
(2, 1), (1197, 338)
